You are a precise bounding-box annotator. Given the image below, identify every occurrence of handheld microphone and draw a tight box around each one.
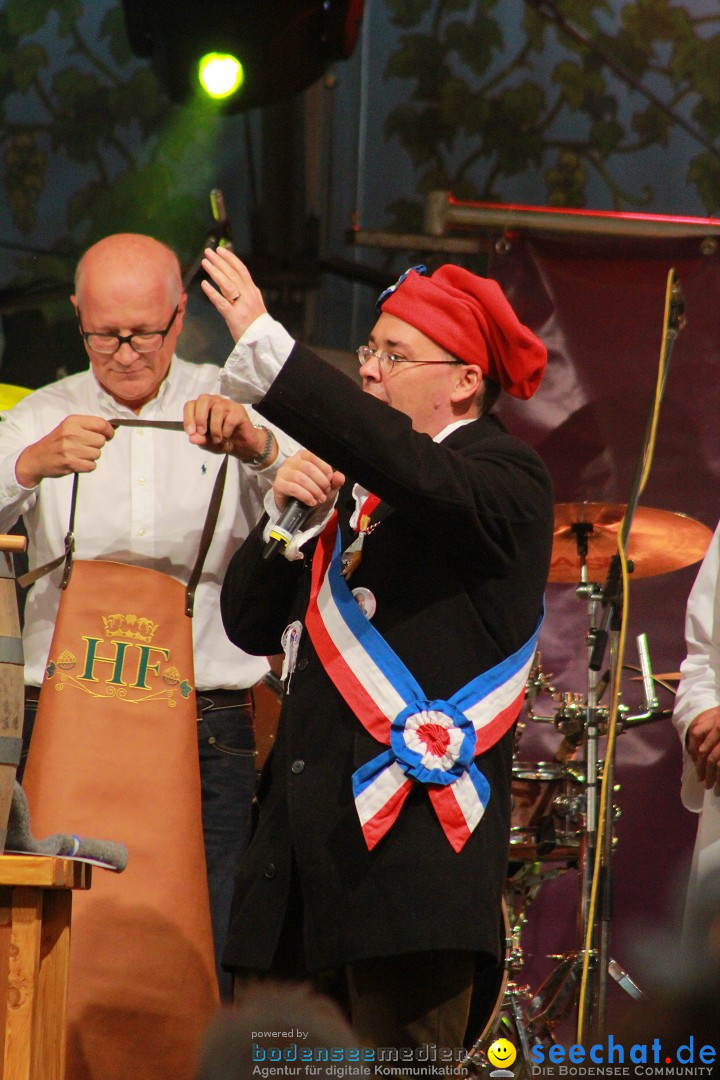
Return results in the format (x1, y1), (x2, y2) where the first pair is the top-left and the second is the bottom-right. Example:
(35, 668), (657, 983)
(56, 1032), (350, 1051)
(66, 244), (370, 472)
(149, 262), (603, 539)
(263, 499), (315, 560)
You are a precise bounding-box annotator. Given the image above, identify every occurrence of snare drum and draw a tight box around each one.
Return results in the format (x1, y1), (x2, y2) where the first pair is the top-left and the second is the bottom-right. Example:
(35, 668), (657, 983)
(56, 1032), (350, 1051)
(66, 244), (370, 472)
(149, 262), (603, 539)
(509, 761), (583, 862)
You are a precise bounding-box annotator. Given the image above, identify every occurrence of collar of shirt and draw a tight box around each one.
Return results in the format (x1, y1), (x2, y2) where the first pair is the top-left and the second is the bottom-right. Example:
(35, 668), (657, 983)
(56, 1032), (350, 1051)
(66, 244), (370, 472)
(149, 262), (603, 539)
(89, 356), (178, 418)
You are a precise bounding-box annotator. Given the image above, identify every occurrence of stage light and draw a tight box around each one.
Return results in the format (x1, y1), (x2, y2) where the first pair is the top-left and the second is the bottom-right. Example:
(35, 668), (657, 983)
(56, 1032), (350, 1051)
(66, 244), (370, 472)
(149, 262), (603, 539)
(198, 53), (244, 100)
(121, 1), (365, 112)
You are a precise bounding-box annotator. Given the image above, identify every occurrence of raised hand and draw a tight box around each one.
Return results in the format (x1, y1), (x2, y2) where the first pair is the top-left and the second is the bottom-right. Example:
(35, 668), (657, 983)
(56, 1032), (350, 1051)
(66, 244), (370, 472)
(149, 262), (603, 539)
(200, 247), (268, 343)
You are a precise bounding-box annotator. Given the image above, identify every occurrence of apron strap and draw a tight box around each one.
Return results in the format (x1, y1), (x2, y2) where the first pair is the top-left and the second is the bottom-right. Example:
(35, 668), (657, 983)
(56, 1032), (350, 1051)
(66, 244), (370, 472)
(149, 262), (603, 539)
(185, 454), (228, 616)
(18, 420), (229, 615)
(18, 473), (77, 589)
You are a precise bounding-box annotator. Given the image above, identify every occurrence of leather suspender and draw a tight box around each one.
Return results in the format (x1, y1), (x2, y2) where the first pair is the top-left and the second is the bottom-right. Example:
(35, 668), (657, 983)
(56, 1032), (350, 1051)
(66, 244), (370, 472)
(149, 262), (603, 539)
(18, 419), (229, 617)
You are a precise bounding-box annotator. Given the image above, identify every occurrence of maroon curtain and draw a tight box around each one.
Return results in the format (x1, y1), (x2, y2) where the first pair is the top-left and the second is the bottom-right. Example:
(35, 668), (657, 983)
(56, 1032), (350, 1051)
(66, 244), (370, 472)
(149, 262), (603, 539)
(487, 234), (720, 1028)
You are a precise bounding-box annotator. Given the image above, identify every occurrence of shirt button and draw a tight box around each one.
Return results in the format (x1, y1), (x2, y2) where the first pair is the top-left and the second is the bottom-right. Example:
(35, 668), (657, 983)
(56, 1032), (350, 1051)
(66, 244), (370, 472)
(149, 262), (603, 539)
(264, 862), (276, 879)
(137, 527), (146, 537)
(296, 658), (309, 671)
(138, 477), (146, 486)
(291, 759), (305, 775)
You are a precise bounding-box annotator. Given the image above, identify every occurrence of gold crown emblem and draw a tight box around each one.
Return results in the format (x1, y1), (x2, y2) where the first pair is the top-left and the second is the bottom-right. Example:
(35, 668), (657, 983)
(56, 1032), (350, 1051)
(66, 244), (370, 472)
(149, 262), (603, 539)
(102, 613), (159, 643)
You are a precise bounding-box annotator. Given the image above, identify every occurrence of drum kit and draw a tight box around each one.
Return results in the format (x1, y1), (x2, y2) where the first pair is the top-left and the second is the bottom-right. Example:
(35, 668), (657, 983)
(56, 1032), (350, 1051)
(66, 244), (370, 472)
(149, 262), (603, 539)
(463, 499), (713, 1074)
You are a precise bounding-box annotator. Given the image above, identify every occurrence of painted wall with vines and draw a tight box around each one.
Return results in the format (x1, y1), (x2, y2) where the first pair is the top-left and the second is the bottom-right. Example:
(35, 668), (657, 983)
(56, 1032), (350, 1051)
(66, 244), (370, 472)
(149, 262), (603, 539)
(381, 0), (720, 228)
(1, 0), (720, 356)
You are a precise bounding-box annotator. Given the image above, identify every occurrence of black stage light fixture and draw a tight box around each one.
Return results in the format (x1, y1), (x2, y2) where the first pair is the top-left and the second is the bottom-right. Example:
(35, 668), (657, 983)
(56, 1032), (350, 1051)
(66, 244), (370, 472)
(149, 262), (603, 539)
(122, 0), (365, 110)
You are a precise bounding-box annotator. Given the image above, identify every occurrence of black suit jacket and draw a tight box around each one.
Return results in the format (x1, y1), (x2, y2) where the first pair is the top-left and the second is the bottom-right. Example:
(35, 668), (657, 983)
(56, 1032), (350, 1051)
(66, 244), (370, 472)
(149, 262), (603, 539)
(221, 343), (553, 973)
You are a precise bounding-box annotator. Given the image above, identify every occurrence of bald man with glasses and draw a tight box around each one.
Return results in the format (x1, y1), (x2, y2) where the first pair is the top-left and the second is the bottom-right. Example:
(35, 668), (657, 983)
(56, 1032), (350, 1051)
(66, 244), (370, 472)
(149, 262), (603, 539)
(0, 232), (298, 1001)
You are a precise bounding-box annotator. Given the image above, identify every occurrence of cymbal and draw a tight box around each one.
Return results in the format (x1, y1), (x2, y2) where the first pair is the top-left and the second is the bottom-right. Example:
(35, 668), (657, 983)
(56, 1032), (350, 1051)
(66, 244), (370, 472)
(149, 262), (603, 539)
(549, 502), (712, 583)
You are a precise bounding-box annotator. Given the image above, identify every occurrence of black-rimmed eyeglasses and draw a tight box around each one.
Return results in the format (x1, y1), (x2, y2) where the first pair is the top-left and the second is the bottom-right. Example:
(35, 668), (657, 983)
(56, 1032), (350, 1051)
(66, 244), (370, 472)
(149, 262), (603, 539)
(78, 306), (179, 355)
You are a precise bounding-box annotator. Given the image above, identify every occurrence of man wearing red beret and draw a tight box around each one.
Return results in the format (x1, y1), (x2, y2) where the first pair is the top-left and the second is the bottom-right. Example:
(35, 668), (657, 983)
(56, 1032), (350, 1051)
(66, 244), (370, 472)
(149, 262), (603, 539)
(185, 254), (553, 1065)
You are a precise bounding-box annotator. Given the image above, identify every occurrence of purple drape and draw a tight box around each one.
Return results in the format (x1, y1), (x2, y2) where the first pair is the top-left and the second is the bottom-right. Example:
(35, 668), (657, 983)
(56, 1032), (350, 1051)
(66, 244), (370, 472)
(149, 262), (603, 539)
(485, 233), (720, 1031)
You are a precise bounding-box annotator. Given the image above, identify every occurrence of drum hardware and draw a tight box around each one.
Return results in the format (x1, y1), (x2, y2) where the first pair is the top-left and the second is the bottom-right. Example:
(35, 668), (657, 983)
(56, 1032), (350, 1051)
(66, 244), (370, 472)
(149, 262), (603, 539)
(463, 868), (570, 1076)
(525, 949), (588, 1042)
(467, 275), (691, 1052)
(524, 655), (555, 710)
(504, 578), (671, 1050)
(510, 762), (587, 861)
(607, 959), (643, 1000)
(462, 985), (538, 1078)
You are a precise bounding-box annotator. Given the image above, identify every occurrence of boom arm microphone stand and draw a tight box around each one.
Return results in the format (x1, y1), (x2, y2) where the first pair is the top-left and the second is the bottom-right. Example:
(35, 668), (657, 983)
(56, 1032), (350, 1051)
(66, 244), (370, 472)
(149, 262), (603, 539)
(577, 269), (686, 1042)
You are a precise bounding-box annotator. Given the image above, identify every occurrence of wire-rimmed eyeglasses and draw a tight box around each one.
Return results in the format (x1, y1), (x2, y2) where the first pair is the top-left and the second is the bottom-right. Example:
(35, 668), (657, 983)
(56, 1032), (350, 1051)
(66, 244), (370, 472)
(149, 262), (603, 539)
(356, 345), (464, 375)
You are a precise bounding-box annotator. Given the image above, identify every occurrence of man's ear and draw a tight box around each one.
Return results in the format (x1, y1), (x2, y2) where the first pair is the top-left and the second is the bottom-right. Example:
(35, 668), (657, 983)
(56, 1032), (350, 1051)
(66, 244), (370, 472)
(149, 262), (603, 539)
(450, 364), (482, 405)
(174, 292), (189, 333)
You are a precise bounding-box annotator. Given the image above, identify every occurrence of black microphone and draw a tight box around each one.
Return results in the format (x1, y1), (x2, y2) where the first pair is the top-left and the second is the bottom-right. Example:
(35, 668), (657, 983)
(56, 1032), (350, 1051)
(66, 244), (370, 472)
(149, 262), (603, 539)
(210, 187), (234, 251)
(262, 499), (315, 560)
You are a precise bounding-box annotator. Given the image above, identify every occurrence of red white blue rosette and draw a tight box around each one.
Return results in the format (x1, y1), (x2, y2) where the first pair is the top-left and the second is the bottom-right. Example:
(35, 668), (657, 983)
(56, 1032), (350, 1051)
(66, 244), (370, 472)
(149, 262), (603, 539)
(305, 513), (541, 853)
(391, 699), (477, 784)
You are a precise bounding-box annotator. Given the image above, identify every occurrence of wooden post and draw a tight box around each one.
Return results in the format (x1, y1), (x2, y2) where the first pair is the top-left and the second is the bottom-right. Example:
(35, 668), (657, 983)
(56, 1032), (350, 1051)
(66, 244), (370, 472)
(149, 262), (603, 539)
(0, 535), (27, 851)
(0, 854), (90, 1080)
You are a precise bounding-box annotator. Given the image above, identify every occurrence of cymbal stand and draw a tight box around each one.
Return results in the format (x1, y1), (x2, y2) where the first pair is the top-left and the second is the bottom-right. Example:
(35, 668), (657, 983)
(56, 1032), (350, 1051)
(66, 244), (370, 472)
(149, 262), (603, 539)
(573, 525), (602, 943)
(521, 527), (643, 1044)
(515, 524), (605, 1044)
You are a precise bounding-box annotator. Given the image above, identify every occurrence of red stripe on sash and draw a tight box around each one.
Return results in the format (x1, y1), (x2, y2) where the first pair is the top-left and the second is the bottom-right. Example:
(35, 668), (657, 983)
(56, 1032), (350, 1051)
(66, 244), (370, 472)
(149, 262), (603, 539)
(473, 688), (525, 756)
(362, 779), (413, 850)
(306, 514), (391, 745)
(428, 786), (472, 853)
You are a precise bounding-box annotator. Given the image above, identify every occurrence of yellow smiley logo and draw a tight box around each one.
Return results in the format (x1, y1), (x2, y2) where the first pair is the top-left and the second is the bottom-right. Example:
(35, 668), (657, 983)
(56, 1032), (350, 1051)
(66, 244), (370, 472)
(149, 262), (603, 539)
(488, 1038), (517, 1069)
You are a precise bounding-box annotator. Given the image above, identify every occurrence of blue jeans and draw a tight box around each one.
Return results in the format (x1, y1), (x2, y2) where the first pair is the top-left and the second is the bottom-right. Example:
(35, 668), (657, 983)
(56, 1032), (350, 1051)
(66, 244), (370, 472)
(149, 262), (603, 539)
(196, 699), (256, 1000)
(20, 693), (256, 1002)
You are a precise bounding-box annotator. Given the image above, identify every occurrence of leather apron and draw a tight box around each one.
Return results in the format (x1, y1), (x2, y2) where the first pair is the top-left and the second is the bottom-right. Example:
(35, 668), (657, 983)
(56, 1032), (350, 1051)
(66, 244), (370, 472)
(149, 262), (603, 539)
(21, 421), (224, 1080)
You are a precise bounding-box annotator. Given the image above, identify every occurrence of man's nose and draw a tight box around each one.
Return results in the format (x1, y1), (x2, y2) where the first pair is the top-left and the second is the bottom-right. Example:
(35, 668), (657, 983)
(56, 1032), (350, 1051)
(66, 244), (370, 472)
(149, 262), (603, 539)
(115, 341), (140, 363)
(359, 353), (381, 380)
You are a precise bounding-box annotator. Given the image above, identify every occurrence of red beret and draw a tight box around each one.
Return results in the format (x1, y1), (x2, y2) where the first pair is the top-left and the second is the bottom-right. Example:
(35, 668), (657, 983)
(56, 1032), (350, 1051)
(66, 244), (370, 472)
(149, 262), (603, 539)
(378, 265), (547, 400)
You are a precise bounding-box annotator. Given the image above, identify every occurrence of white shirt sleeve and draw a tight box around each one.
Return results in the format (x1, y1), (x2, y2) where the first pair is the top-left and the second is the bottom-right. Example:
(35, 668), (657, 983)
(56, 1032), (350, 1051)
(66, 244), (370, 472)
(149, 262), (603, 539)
(0, 403), (41, 531)
(673, 521), (720, 811)
(220, 313), (296, 403)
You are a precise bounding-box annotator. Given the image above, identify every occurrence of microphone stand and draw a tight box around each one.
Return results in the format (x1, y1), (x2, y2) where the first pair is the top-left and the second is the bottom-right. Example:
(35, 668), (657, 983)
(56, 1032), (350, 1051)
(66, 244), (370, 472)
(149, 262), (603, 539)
(577, 269), (685, 1042)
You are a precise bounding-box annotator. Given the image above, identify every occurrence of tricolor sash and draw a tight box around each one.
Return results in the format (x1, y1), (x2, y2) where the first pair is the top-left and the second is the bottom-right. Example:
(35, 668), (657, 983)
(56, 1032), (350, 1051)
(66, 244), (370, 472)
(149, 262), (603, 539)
(305, 513), (542, 853)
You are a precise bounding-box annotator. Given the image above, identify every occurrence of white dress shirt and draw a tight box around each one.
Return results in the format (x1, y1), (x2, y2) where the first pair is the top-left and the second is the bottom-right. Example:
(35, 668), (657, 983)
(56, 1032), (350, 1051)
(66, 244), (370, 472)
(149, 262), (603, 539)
(672, 521), (720, 925)
(673, 520), (720, 812)
(0, 356), (298, 689)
